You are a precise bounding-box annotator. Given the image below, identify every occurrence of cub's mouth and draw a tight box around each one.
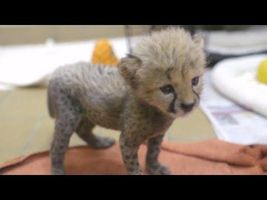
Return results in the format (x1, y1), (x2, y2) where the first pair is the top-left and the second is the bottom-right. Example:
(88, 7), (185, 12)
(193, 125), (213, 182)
(168, 102), (196, 118)
(181, 102), (195, 113)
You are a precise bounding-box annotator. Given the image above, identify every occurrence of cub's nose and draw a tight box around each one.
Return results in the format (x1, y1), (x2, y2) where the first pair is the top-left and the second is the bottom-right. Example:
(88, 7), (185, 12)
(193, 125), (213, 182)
(181, 102), (194, 112)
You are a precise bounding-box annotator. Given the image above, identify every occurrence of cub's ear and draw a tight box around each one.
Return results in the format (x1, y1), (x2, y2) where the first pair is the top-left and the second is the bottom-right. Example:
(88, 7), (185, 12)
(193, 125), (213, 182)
(118, 54), (142, 88)
(193, 34), (204, 49)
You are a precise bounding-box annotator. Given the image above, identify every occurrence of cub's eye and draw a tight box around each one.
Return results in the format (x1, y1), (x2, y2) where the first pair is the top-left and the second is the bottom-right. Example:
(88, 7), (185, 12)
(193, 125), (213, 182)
(160, 84), (174, 94)
(192, 76), (199, 86)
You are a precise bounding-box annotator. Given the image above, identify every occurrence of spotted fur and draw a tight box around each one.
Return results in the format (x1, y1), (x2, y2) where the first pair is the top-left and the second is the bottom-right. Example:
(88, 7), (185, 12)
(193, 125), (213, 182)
(48, 27), (206, 175)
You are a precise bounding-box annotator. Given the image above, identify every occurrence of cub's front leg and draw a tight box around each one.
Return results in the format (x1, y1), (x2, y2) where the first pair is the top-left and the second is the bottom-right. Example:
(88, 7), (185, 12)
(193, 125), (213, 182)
(119, 132), (144, 175)
(146, 134), (171, 175)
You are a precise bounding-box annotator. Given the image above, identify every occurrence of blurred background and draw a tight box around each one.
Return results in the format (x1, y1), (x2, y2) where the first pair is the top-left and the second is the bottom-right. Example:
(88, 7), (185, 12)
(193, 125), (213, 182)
(0, 25), (257, 45)
(0, 25), (125, 45)
(0, 25), (267, 166)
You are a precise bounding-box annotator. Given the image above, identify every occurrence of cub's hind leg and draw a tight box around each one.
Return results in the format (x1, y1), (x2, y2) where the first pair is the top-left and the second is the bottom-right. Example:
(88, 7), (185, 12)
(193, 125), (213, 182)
(50, 94), (82, 175)
(76, 117), (115, 149)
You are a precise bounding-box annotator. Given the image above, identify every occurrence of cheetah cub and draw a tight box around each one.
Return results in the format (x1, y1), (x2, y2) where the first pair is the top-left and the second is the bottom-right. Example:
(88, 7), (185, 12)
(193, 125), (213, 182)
(48, 27), (206, 175)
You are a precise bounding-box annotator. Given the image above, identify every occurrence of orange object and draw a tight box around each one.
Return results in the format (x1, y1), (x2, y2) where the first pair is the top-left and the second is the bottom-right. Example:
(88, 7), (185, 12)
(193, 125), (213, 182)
(1, 139), (267, 175)
(91, 39), (119, 66)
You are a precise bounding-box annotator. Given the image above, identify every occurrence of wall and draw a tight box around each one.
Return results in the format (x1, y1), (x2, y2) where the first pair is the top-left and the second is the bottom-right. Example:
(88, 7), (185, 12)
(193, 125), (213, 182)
(0, 25), (126, 45)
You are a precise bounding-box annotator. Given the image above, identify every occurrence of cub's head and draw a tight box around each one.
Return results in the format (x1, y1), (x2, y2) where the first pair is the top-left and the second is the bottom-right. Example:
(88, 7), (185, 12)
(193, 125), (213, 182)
(119, 27), (206, 118)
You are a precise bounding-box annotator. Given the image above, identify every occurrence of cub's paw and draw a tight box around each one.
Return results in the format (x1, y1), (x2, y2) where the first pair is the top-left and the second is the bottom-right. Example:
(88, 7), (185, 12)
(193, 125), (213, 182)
(51, 168), (65, 175)
(128, 170), (144, 175)
(146, 163), (171, 175)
